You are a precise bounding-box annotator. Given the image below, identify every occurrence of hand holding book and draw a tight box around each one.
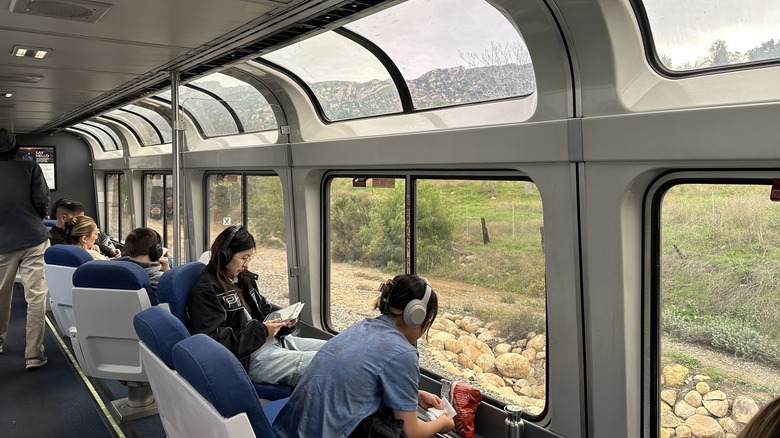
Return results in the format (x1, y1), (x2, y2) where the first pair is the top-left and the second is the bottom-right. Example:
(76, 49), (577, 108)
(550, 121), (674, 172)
(263, 302), (305, 323)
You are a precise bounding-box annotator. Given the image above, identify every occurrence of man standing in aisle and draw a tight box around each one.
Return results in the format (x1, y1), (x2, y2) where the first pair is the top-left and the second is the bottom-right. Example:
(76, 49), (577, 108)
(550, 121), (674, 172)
(0, 128), (50, 369)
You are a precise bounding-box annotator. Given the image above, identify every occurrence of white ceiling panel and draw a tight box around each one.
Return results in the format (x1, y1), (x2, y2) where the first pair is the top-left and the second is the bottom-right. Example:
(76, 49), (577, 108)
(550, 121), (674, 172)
(0, 0), (391, 133)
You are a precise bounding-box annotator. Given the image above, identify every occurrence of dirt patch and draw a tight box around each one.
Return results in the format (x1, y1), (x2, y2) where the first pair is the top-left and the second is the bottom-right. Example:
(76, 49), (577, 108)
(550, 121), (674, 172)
(663, 336), (780, 404)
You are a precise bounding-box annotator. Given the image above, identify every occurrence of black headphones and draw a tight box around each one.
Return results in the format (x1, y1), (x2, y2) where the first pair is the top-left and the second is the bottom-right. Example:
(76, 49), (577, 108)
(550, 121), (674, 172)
(403, 278), (432, 329)
(149, 229), (164, 262)
(218, 225), (242, 265)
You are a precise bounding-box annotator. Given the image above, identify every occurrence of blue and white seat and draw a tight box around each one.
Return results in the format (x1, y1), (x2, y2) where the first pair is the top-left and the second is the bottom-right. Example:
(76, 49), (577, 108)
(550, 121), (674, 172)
(43, 245), (93, 338)
(71, 260), (157, 421)
(157, 260), (293, 401)
(172, 334), (288, 438)
(133, 306), (191, 437)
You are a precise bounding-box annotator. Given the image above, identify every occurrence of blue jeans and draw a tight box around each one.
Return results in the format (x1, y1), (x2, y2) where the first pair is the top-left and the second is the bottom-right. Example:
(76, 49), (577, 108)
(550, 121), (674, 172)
(247, 335), (326, 386)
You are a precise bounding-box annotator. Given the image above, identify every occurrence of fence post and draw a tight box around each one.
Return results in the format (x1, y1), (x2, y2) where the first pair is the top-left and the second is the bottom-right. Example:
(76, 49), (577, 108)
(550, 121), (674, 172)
(466, 206), (469, 237)
(481, 217), (490, 244)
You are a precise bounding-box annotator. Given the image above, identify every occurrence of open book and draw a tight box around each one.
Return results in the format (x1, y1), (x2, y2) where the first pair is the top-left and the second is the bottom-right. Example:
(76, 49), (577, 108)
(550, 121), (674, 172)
(426, 397), (456, 421)
(263, 302), (305, 323)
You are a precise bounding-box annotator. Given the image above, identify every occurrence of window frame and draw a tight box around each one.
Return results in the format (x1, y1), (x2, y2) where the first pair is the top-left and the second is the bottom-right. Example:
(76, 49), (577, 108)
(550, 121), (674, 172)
(644, 170), (780, 435)
(629, 0), (780, 78)
(322, 170), (548, 418)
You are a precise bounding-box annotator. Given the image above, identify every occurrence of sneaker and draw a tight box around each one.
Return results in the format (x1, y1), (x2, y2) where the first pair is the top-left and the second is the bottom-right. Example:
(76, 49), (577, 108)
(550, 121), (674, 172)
(25, 355), (48, 369)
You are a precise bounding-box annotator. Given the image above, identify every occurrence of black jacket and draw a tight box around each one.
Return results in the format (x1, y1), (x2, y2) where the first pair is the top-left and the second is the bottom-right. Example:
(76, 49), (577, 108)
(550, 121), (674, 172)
(187, 266), (294, 369)
(0, 158), (49, 253)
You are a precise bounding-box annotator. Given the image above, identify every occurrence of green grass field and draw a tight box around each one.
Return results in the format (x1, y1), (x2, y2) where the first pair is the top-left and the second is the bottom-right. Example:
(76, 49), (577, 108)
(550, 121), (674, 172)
(321, 178), (780, 362)
(662, 184), (780, 364)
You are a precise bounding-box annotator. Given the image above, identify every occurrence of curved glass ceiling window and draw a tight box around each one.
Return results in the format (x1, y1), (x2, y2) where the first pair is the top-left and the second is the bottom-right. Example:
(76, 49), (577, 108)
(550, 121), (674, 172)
(642, 0), (780, 71)
(190, 73), (277, 132)
(83, 120), (121, 151)
(345, 0), (535, 109)
(123, 104), (172, 143)
(72, 122), (117, 150)
(105, 108), (162, 146)
(262, 31), (402, 120)
(157, 88), (238, 138)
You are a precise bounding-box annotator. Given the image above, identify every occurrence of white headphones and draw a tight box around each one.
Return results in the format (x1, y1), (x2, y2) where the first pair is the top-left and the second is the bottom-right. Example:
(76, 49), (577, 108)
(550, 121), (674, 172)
(403, 278), (432, 329)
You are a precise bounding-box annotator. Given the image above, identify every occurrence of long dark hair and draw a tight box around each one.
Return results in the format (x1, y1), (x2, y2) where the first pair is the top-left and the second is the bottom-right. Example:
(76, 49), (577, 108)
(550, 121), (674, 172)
(738, 397), (780, 438)
(375, 274), (439, 333)
(207, 225), (256, 294)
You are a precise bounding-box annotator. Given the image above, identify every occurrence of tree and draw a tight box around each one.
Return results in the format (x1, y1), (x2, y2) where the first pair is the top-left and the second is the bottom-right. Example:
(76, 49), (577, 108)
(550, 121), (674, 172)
(457, 41), (536, 99)
(364, 181), (458, 272)
(329, 193), (373, 262)
(246, 177), (286, 246)
(746, 39), (780, 62)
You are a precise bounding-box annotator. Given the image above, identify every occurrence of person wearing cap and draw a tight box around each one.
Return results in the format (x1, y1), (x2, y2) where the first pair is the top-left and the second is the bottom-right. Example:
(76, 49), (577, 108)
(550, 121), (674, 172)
(0, 128), (51, 369)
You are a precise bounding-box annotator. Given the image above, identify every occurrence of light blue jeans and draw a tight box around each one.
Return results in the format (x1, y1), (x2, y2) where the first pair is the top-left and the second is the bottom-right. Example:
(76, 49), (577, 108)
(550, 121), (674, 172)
(247, 335), (326, 386)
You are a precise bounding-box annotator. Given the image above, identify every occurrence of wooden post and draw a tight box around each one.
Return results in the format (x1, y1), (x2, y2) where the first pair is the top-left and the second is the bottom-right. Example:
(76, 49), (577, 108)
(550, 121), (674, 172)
(481, 217), (489, 244)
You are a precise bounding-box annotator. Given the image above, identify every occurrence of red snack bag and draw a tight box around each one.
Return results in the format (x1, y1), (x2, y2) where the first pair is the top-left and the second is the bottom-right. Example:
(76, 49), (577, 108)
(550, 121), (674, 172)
(441, 379), (481, 438)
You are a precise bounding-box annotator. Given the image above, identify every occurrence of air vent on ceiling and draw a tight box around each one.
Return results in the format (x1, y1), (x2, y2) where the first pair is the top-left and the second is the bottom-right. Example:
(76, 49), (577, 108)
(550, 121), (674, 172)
(9, 0), (112, 23)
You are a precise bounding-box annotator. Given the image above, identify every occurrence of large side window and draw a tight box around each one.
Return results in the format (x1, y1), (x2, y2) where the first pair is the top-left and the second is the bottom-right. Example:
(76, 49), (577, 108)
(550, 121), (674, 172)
(206, 173), (289, 305)
(143, 173), (179, 249)
(327, 176), (546, 415)
(658, 183), (780, 436)
(105, 172), (131, 242)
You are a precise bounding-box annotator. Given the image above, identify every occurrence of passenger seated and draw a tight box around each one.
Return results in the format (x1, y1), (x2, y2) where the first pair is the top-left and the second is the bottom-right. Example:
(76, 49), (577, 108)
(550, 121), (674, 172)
(187, 225), (325, 387)
(62, 216), (109, 261)
(273, 274), (455, 438)
(113, 227), (170, 301)
(49, 198), (119, 258)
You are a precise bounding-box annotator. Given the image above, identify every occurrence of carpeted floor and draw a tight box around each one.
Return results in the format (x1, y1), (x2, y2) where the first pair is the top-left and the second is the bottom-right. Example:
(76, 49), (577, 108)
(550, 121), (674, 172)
(0, 282), (115, 438)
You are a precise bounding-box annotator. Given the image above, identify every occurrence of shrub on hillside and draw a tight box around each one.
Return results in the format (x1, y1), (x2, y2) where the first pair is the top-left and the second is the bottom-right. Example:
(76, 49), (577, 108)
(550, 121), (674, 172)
(365, 182), (457, 271)
(330, 193), (373, 262)
(663, 307), (780, 364)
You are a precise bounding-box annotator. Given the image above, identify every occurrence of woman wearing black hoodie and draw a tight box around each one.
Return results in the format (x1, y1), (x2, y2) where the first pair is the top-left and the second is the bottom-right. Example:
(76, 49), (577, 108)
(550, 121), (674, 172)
(187, 225), (325, 386)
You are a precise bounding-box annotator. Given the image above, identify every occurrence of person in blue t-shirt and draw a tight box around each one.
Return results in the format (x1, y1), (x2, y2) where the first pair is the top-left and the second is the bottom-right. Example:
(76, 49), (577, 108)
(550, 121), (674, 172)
(274, 274), (455, 438)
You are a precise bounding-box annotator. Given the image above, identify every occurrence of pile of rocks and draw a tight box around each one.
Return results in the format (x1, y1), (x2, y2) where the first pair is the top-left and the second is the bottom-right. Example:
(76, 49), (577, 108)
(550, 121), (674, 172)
(419, 313), (547, 415)
(660, 364), (761, 438)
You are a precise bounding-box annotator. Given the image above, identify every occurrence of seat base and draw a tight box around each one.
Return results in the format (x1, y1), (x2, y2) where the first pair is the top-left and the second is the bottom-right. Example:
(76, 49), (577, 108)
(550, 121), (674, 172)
(109, 397), (158, 422)
(108, 383), (158, 422)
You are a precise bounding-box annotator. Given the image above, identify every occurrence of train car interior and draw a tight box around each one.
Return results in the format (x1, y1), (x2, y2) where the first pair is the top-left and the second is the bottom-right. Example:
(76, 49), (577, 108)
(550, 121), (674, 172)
(1, 0), (779, 436)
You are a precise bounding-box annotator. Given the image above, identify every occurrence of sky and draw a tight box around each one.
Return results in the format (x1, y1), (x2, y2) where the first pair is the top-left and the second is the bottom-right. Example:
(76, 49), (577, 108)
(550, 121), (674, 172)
(260, 0), (779, 82)
(264, 0), (524, 82)
(642, 0), (780, 66)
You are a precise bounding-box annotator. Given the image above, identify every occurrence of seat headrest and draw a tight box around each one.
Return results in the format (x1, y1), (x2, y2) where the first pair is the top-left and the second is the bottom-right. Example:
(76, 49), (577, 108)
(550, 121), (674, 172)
(73, 261), (156, 304)
(44, 245), (93, 267)
(157, 261), (206, 328)
(197, 251), (212, 264)
(134, 307), (189, 369)
(172, 334), (274, 435)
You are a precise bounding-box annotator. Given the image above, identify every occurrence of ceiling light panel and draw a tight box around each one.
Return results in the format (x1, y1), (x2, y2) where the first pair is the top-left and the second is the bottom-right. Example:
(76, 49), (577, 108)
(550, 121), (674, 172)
(12, 45), (51, 59)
